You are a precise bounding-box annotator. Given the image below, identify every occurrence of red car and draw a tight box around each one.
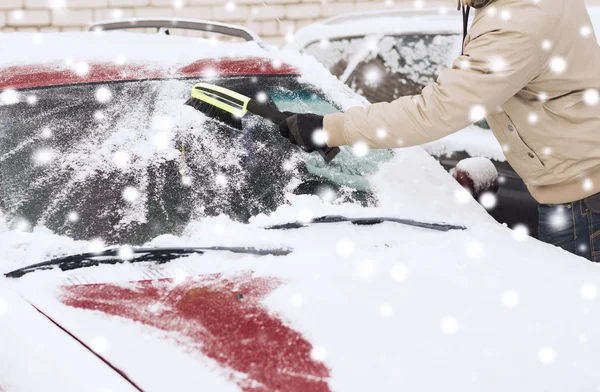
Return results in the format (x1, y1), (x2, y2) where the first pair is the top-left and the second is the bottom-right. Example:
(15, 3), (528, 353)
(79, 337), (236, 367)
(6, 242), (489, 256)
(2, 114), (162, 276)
(1, 18), (597, 392)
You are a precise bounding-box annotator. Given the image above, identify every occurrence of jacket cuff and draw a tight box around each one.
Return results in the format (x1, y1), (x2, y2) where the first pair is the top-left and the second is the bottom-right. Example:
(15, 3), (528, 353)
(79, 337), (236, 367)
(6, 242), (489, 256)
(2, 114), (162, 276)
(323, 113), (348, 147)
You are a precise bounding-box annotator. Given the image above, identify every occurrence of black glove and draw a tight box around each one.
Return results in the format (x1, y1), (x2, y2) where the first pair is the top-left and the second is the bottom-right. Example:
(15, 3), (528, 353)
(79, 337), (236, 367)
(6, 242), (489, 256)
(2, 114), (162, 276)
(278, 113), (325, 153)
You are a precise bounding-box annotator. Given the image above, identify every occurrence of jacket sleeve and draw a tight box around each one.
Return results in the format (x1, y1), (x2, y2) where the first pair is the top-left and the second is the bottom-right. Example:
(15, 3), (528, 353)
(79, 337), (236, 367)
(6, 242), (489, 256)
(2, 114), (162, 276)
(323, 27), (542, 148)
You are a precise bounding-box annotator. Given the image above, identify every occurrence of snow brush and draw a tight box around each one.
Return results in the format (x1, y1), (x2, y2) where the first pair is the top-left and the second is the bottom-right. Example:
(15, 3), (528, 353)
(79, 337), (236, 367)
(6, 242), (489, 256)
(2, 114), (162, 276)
(185, 82), (340, 163)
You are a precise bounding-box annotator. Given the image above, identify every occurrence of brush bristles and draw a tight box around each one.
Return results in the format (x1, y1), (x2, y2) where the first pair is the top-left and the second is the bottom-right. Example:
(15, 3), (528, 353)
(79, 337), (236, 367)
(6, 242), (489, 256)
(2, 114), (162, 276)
(185, 97), (243, 130)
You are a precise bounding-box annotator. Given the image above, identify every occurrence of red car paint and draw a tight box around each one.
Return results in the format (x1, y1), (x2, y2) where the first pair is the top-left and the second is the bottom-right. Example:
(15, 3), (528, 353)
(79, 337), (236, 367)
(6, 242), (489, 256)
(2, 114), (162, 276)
(61, 273), (331, 392)
(0, 58), (299, 91)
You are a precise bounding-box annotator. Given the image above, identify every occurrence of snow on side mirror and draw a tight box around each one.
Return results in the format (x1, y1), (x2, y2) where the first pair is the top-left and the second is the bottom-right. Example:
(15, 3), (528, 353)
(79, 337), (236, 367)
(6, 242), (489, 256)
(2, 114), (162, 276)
(452, 157), (499, 205)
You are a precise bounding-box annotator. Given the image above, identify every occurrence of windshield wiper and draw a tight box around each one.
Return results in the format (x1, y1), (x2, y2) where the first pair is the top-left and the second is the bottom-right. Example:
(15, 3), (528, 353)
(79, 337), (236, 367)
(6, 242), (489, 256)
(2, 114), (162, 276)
(5, 246), (292, 279)
(265, 215), (465, 232)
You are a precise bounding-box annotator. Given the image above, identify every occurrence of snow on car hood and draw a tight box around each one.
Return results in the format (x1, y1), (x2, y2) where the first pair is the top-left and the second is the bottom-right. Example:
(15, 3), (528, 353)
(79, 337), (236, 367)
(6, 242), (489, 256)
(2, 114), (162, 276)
(3, 149), (600, 391)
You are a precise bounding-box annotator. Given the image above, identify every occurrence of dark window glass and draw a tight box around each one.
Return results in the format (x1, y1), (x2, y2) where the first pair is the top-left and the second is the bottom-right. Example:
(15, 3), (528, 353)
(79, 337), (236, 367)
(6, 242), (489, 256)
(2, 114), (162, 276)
(0, 76), (392, 244)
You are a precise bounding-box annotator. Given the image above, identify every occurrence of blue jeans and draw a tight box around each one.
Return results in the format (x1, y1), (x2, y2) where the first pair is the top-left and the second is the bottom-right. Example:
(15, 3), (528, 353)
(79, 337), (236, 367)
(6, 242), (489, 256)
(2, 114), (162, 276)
(538, 195), (600, 262)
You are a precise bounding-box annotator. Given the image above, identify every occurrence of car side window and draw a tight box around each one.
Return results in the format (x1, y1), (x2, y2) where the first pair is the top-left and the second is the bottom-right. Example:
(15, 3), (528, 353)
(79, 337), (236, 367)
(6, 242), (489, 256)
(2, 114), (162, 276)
(304, 36), (369, 79)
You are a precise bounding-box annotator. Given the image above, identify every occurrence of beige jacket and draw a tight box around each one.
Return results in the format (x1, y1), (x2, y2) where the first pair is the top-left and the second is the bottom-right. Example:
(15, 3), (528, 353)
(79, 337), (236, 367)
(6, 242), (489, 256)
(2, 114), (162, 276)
(324, 0), (600, 204)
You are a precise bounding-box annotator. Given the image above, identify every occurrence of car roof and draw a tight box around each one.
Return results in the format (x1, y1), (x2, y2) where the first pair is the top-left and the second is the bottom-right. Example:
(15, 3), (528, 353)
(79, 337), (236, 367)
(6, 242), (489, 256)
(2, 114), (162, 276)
(0, 30), (299, 90)
(294, 8), (463, 48)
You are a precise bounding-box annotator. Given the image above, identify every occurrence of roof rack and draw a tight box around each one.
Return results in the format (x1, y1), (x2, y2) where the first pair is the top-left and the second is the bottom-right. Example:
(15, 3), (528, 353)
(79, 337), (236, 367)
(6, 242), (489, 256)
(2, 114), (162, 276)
(89, 18), (265, 47)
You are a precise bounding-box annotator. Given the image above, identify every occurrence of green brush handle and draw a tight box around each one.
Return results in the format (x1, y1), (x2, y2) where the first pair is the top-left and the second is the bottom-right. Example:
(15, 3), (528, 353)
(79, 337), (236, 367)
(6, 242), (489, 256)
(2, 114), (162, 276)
(246, 100), (340, 163)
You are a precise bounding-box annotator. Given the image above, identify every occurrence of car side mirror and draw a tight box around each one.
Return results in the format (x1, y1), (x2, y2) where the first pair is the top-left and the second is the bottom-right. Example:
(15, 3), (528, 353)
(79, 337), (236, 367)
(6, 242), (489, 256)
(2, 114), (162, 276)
(452, 157), (499, 201)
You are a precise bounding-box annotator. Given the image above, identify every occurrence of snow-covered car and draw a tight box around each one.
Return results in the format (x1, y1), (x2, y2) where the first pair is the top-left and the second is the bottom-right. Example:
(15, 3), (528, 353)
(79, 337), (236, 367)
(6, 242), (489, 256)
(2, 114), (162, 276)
(294, 8), (541, 236)
(2, 19), (600, 392)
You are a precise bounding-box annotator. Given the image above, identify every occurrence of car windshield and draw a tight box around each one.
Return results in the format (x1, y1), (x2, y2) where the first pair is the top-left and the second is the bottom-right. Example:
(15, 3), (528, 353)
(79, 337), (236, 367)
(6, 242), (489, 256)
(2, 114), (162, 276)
(0, 75), (393, 245)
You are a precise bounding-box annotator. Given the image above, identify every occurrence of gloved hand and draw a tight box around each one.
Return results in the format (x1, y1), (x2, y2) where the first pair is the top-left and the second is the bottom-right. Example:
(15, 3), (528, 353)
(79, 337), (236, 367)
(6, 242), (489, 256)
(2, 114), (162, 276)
(278, 113), (325, 152)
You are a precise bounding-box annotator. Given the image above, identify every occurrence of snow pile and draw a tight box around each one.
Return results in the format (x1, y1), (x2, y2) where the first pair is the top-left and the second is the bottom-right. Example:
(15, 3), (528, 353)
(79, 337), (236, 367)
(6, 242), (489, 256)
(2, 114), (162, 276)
(455, 157), (499, 194)
(422, 124), (506, 162)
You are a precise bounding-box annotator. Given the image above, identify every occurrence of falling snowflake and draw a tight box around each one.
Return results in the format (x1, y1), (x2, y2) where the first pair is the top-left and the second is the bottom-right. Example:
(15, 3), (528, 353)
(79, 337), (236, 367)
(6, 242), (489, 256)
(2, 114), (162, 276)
(465, 240), (485, 260)
(584, 89), (599, 106)
(318, 187), (336, 202)
(74, 61), (90, 76)
(111, 9), (123, 19)
(490, 57), (507, 73)
(538, 92), (548, 102)
(502, 290), (520, 309)
(90, 336), (109, 354)
(469, 105), (486, 122)
(541, 40), (552, 50)
(486, 7), (497, 16)
(380, 303), (394, 318)
(0, 89), (19, 105)
(356, 259), (377, 280)
(215, 174), (228, 187)
(310, 346), (326, 361)
(550, 57), (567, 74)
(255, 91), (268, 103)
(290, 294), (304, 308)
(173, 0), (185, 8)
(297, 208), (314, 223)
(225, 1), (236, 12)
(543, 147), (552, 156)
(34, 149), (54, 165)
(454, 187), (472, 204)
(580, 25), (592, 38)
(14, 218), (31, 232)
(311, 129), (328, 146)
(528, 113), (539, 124)
(479, 192), (497, 210)
(580, 283), (598, 301)
(171, 268), (189, 284)
(89, 238), (105, 253)
(365, 68), (381, 85)
(41, 127), (53, 138)
(352, 141), (368, 157)
(0, 297), (7, 315)
(460, 59), (471, 70)
(336, 239), (354, 257)
(95, 87), (113, 103)
(153, 131), (172, 150)
(26, 94), (38, 105)
(213, 223), (226, 236)
(122, 186), (140, 202)
(549, 207), (569, 230)
(390, 264), (408, 281)
(319, 39), (330, 48)
(512, 224), (529, 242)
(413, 0), (424, 8)
(579, 335), (588, 344)
(181, 176), (192, 186)
(537, 346), (556, 365)
(500, 10), (511, 20)
(11, 10), (24, 21)
(440, 316), (459, 335)
(119, 245), (134, 260)
(115, 54), (127, 65)
(50, 0), (67, 9)
(583, 178), (593, 191)
(376, 128), (387, 139)
(94, 110), (105, 121)
(113, 151), (130, 168)
(68, 211), (79, 222)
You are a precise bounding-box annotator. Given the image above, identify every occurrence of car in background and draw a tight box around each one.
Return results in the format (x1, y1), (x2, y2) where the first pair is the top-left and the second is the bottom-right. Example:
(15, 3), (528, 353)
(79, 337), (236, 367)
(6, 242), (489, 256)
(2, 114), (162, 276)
(294, 8), (541, 237)
(2, 18), (600, 392)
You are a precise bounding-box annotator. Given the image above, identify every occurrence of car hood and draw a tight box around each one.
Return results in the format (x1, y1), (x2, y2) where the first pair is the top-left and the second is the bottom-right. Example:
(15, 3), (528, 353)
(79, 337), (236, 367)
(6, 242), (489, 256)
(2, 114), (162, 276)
(5, 204), (600, 391)
(3, 150), (600, 391)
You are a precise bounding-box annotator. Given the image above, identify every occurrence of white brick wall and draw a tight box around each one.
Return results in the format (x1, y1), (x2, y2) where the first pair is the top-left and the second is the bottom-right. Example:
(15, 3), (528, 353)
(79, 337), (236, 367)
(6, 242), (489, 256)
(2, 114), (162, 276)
(1, 0), (599, 44)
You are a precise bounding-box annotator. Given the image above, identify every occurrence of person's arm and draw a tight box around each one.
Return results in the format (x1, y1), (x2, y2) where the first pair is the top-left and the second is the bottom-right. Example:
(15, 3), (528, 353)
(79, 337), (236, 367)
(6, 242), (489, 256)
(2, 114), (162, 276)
(324, 27), (542, 148)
